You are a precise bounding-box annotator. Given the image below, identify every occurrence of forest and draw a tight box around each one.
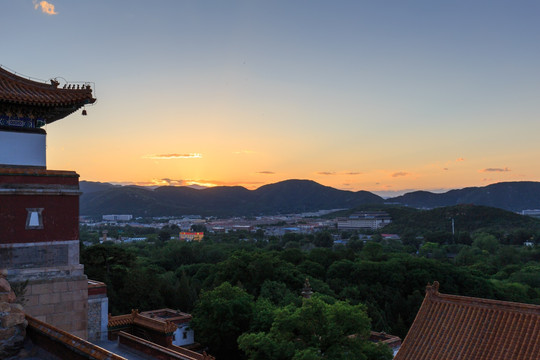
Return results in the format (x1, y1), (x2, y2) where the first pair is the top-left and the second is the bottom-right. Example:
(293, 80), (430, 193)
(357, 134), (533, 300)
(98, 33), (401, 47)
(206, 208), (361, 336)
(81, 205), (540, 360)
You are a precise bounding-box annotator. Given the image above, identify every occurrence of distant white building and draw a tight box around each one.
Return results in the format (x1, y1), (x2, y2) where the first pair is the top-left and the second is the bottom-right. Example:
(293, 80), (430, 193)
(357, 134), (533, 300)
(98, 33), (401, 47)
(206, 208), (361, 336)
(521, 209), (540, 218)
(102, 214), (133, 221)
(337, 211), (392, 230)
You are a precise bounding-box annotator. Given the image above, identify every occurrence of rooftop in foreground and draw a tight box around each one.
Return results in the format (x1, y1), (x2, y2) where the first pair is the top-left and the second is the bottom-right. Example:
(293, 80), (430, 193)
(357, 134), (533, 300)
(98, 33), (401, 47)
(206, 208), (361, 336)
(395, 281), (540, 360)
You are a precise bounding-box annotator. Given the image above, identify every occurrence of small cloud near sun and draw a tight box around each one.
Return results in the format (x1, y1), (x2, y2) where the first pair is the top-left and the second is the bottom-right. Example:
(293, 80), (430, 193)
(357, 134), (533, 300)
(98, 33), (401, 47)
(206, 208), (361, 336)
(257, 171), (275, 174)
(317, 171), (335, 175)
(233, 150), (255, 154)
(159, 178), (186, 186)
(143, 153), (202, 159)
(479, 167), (511, 173)
(33, 0), (57, 15)
(391, 171), (408, 178)
(443, 168), (449, 171)
(456, 158), (465, 162)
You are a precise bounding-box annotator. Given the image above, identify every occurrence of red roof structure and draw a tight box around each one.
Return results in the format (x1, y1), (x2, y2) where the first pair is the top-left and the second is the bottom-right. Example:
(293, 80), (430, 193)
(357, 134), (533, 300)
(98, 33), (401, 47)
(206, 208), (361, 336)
(395, 281), (540, 360)
(0, 66), (95, 124)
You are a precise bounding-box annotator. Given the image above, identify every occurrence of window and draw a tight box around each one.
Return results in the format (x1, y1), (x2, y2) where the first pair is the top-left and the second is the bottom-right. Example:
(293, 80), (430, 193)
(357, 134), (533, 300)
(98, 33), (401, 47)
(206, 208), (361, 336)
(183, 331), (187, 339)
(26, 208), (43, 229)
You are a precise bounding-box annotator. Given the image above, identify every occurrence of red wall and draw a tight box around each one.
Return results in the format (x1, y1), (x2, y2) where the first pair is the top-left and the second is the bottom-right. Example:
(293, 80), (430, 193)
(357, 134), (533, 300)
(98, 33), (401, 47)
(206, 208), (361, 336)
(0, 194), (79, 243)
(0, 170), (79, 244)
(0, 171), (78, 186)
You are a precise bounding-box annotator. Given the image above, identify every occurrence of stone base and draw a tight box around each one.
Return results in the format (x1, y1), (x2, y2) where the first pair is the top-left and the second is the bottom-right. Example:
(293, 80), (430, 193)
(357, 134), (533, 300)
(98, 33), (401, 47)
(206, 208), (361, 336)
(14, 276), (88, 339)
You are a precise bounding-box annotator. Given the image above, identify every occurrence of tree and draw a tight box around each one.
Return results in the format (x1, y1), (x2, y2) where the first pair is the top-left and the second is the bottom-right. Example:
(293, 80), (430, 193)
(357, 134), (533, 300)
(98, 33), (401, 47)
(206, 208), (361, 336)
(192, 282), (254, 359)
(472, 233), (499, 254)
(314, 231), (333, 248)
(238, 297), (392, 360)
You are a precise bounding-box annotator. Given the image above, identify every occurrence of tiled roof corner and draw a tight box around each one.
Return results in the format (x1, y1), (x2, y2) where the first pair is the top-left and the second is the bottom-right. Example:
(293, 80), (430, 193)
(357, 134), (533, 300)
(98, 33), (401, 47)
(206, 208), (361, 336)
(0, 66), (95, 123)
(395, 282), (540, 360)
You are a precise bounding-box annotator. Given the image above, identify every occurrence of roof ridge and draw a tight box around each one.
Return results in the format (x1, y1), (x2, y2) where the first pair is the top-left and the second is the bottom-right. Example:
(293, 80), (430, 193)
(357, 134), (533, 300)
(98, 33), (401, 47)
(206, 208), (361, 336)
(426, 281), (540, 315)
(0, 66), (57, 89)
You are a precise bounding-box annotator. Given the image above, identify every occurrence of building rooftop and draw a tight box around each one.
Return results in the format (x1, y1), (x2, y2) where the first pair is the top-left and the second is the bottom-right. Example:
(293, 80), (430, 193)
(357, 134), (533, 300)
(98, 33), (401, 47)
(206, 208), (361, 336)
(0, 66), (95, 123)
(395, 281), (540, 360)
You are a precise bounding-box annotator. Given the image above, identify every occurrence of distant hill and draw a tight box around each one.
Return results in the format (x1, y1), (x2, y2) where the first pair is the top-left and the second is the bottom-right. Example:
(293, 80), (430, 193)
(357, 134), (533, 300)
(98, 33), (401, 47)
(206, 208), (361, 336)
(79, 181), (117, 194)
(80, 179), (384, 217)
(80, 180), (540, 217)
(387, 181), (540, 212)
(381, 204), (540, 234)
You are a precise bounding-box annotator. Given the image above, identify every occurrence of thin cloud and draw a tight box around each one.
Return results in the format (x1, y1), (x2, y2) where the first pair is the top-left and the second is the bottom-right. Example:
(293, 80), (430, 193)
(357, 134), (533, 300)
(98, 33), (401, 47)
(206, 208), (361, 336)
(479, 167), (511, 173)
(233, 150), (255, 154)
(443, 168), (449, 171)
(256, 171), (275, 174)
(456, 158), (465, 162)
(391, 171), (408, 178)
(345, 172), (362, 175)
(33, 0), (57, 15)
(160, 178), (186, 186)
(143, 153), (202, 159)
(317, 171), (336, 175)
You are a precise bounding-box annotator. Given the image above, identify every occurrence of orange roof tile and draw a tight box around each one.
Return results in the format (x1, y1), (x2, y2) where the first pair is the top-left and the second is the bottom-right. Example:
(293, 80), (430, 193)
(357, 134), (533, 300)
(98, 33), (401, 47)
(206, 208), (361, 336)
(0, 66), (95, 123)
(395, 281), (540, 360)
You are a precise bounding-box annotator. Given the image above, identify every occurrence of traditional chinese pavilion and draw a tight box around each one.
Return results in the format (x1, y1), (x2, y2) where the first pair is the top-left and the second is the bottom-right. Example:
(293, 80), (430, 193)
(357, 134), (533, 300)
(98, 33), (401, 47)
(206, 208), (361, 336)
(0, 66), (95, 338)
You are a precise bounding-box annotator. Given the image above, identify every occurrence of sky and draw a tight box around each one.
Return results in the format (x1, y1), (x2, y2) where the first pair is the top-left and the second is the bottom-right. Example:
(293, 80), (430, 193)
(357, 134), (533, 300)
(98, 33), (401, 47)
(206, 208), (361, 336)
(3, 1), (540, 196)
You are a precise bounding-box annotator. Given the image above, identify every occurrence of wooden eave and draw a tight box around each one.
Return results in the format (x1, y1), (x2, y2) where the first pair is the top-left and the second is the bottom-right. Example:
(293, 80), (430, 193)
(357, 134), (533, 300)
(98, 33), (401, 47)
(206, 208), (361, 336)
(0, 67), (95, 123)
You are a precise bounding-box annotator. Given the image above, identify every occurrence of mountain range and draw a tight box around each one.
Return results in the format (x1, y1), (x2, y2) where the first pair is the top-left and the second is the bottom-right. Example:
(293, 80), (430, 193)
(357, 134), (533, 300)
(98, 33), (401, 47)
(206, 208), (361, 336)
(79, 180), (540, 217)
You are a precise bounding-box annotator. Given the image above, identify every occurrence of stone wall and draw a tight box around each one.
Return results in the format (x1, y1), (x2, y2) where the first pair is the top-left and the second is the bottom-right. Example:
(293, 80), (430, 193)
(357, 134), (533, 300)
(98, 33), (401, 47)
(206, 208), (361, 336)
(22, 276), (88, 339)
(0, 275), (27, 358)
(88, 293), (108, 341)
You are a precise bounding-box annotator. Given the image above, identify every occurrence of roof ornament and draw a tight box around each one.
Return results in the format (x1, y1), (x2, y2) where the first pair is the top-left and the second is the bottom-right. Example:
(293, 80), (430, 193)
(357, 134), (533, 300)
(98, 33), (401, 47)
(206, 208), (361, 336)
(301, 277), (313, 299)
(426, 281), (440, 296)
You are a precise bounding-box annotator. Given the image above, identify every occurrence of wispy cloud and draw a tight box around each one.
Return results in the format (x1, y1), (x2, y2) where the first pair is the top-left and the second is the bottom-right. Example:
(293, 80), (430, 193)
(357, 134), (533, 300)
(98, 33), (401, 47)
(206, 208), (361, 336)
(143, 153), (202, 159)
(317, 171), (336, 175)
(256, 171), (275, 174)
(345, 172), (362, 175)
(456, 157), (465, 162)
(443, 168), (449, 171)
(160, 178), (186, 186)
(233, 150), (255, 154)
(391, 171), (408, 178)
(479, 167), (511, 173)
(33, 0), (57, 15)
(113, 178), (263, 189)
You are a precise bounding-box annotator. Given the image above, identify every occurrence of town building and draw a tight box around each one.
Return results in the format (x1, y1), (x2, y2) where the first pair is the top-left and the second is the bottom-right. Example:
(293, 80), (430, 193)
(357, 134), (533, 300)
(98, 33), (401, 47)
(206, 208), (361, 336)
(108, 309), (213, 359)
(179, 231), (204, 242)
(103, 214), (134, 221)
(140, 309), (195, 347)
(337, 211), (392, 230)
(395, 281), (540, 360)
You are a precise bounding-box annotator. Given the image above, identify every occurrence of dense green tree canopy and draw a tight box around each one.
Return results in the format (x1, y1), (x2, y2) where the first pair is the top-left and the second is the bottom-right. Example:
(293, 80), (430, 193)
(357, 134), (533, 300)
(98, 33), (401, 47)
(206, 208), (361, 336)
(238, 297), (392, 360)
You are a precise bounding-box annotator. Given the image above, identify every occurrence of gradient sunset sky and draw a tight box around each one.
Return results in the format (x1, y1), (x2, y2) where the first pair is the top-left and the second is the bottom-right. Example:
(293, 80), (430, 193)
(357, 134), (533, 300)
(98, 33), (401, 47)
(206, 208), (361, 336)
(4, 1), (540, 196)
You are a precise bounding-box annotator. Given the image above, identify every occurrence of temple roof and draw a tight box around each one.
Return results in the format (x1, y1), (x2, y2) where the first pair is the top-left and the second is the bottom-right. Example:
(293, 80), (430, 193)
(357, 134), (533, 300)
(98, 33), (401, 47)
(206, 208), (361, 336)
(395, 281), (540, 360)
(0, 66), (95, 123)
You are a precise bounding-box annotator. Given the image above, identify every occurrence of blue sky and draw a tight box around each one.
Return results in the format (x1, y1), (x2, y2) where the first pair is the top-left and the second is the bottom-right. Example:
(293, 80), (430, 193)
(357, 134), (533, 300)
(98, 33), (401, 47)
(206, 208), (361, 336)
(3, 1), (540, 196)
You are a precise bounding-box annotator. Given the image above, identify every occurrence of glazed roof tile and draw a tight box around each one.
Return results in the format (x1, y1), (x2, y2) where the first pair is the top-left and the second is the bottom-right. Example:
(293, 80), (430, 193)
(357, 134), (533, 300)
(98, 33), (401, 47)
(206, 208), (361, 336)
(395, 281), (540, 360)
(0, 66), (95, 122)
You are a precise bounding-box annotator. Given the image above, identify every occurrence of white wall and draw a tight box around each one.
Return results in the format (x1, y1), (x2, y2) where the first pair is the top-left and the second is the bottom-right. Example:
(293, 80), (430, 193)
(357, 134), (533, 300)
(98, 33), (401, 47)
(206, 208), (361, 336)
(0, 130), (46, 167)
(173, 324), (195, 346)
